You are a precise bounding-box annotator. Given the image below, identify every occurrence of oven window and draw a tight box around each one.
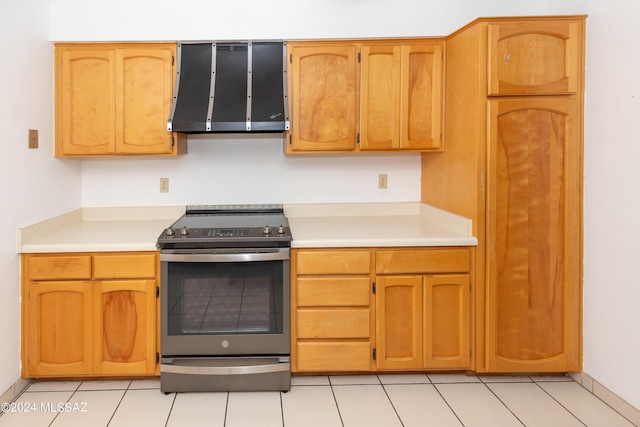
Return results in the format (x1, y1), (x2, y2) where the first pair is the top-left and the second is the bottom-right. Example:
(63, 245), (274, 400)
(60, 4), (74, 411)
(166, 261), (284, 336)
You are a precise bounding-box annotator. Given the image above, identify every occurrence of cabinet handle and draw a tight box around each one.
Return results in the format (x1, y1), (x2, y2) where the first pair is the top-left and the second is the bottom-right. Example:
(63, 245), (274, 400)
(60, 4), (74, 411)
(504, 52), (511, 62)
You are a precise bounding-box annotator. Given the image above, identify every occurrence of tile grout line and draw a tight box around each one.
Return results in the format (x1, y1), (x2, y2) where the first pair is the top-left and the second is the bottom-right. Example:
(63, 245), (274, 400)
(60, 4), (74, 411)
(480, 380), (526, 427)
(532, 379), (589, 427)
(431, 382), (467, 427)
(47, 381), (82, 427)
(163, 391), (178, 427)
(328, 377), (346, 427)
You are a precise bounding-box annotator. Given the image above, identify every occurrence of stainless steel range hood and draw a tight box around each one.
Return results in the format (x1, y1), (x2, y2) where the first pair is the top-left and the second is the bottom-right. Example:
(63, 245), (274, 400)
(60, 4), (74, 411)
(168, 41), (289, 134)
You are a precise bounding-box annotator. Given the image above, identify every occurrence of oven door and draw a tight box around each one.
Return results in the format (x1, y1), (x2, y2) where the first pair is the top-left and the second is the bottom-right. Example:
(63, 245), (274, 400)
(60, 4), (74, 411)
(160, 248), (290, 357)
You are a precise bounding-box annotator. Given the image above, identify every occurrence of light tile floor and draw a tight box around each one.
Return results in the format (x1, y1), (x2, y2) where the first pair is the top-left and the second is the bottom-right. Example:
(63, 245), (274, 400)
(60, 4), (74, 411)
(0, 374), (636, 427)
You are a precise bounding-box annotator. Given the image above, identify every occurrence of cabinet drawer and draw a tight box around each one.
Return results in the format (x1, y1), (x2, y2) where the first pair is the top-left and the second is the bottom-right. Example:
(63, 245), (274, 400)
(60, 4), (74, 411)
(26, 255), (92, 281)
(296, 250), (371, 275)
(297, 309), (370, 339)
(376, 249), (470, 274)
(297, 277), (370, 307)
(297, 342), (371, 372)
(93, 253), (157, 279)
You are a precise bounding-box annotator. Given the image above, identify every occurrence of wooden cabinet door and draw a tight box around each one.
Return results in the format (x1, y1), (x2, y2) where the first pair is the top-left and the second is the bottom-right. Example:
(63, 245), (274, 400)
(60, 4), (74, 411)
(488, 20), (583, 95)
(25, 281), (93, 376)
(116, 46), (176, 154)
(376, 275), (423, 370)
(424, 274), (470, 369)
(57, 48), (116, 156)
(400, 43), (443, 150)
(288, 44), (358, 152)
(360, 44), (401, 150)
(94, 280), (157, 375)
(486, 97), (582, 372)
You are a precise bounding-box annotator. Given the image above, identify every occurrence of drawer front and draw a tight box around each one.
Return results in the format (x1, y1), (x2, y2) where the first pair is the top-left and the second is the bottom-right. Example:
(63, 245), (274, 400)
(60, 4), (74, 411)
(297, 277), (370, 307)
(296, 250), (371, 275)
(297, 309), (370, 339)
(297, 342), (371, 372)
(376, 248), (471, 274)
(93, 253), (157, 279)
(26, 255), (92, 281)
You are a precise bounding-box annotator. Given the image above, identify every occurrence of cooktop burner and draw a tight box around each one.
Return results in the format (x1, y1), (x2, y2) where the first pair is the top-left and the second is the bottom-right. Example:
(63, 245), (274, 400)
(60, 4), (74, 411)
(157, 204), (292, 250)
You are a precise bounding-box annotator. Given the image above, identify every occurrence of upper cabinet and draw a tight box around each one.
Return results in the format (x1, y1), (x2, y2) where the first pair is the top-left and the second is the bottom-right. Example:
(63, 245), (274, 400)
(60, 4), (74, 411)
(360, 42), (443, 151)
(55, 43), (186, 157)
(287, 43), (359, 152)
(487, 20), (582, 95)
(287, 40), (444, 154)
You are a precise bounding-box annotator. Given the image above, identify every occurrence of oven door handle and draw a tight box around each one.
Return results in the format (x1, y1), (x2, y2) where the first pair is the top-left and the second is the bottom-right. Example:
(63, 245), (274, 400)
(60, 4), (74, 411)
(160, 251), (289, 263)
(161, 361), (290, 376)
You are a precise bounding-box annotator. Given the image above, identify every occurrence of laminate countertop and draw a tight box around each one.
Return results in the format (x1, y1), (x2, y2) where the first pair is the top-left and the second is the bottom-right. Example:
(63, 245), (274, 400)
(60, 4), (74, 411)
(18, 203), (477, 253)
(284, 202), (477, 248)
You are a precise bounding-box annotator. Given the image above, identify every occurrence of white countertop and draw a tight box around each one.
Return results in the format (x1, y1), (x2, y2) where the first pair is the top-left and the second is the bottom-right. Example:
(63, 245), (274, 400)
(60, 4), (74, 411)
(18, 203), (477, 253)
(285, 202), (477, 248)
(18, 206), (185, 253)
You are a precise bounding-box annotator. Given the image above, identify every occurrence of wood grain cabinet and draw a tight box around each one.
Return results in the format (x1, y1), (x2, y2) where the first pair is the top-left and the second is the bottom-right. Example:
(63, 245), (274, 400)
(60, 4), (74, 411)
(375, 249), (471, 370)
(286, 40), (443, 153)
(292, 249), (373, 372)
(55, 43), (186, 157)
(22, 252), (159, 378)
(360, 42), (442, 151)
(421, 16), (585, 373)
(287, 43), (359, 152)
(291, 247), (472, 373)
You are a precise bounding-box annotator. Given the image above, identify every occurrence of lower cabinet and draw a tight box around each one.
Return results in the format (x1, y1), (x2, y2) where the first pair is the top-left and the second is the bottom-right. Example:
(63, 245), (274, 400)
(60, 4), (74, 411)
(22, 252), (159, 378)
(292, 249), (374, 372)
(376, 274), (471, 370)
(291, 247), (472, 373)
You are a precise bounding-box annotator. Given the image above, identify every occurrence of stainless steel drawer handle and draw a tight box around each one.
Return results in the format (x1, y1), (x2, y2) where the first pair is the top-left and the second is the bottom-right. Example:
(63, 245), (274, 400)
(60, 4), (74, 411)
(161, 362), (290, 376)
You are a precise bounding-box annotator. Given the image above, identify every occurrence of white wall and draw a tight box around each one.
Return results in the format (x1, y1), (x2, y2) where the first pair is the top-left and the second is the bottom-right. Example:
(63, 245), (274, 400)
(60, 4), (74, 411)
(0, 1), (81, 396)
(580, 0), (640, 411)
(7, 0), (640, 415)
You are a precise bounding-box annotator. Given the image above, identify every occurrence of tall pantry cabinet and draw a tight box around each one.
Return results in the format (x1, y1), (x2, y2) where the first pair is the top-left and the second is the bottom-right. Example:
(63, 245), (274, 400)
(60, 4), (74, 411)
(421, 17), (585, 373)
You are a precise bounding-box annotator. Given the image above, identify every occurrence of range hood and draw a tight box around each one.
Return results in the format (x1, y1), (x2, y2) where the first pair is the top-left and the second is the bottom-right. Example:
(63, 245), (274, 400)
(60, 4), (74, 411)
(168, 41), (289, 134)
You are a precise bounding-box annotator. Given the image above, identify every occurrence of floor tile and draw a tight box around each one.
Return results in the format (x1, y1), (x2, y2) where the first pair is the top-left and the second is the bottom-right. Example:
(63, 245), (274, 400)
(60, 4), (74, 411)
(78, 380), (131, 391)
(488, 382), (584, 427)
(26, 381), (81, 392)
(436, 383), (523, 427)
(479, 375), (532, 383)
(378, 374), (431, 384)
(50, 390), (125, 427)
(330, 375), (380, 385)
(0, 391), (73, 427)
(166, 392), (227, 427)
(108, 389), (175, 427)
(530, 374), (573, 382)
(333, 384), (402, 427)
(539, 381), (636, 427)
(225, 391), (282, 427)
(385, 383), (463, 427)
(291, 375), (330, 386)
(128, 378), (161, 389)
(282, 385), (342, 427)
(428, 373), (482, 383)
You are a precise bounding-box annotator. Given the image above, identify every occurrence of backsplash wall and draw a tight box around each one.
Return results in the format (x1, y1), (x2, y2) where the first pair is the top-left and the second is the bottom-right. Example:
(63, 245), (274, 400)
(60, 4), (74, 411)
(80, 135), (422, 207)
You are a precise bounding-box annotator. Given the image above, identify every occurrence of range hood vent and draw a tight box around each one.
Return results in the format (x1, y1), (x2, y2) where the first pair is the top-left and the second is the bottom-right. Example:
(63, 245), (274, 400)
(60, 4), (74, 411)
(168, 41), (289, 134)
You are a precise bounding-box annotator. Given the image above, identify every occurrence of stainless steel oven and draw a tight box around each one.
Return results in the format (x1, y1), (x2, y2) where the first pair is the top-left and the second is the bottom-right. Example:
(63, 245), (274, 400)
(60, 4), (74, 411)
(157, 205), (292, 393)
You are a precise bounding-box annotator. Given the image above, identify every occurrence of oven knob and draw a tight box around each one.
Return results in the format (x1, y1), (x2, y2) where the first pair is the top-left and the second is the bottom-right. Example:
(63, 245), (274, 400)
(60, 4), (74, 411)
(263, 225), (272, 235)
(165, 227), (175, 237)
(277, 225), (286, 235)
(180, 226), (190, 236)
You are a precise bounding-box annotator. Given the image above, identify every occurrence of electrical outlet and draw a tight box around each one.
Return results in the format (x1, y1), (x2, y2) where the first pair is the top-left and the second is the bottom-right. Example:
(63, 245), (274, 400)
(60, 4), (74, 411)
(160, 178), (169, 193)
(378, 174), (388, 190)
